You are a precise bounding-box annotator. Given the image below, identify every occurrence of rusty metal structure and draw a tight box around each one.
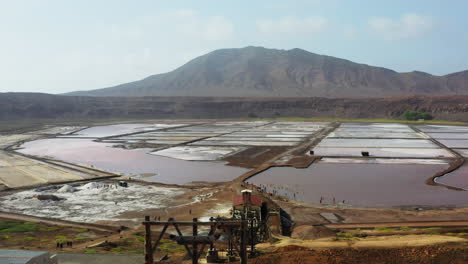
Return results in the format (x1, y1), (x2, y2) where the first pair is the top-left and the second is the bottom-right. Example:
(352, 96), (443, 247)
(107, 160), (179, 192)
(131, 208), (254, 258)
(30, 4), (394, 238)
(143, 190), (271, 263)
(232, 189), (270, 255)
(143, 217), (248, 264)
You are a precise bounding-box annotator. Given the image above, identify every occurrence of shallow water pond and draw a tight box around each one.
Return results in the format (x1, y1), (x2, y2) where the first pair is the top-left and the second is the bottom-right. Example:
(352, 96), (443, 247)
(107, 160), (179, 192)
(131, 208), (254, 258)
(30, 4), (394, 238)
(65, 123), (185, 138)
(437, 165), (468, 190)
(17, 138), (248, 185)
(246, 163), (468, 207)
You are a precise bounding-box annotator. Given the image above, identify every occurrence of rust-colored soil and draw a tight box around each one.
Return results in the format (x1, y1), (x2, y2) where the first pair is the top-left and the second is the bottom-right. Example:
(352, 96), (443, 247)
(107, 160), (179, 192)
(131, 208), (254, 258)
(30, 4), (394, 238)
(248, 244), (468, 264)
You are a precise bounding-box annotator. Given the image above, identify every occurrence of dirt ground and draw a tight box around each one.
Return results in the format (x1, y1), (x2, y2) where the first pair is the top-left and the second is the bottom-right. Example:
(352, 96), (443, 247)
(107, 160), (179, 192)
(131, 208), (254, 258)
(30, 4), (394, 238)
(247, 244), (468, 264)
(276, 198), (468, 226)
(224, 146), (290, 168)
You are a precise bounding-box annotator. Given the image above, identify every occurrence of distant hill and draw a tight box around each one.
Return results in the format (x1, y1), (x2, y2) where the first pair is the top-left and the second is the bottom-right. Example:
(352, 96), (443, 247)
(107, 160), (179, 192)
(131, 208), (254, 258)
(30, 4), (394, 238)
(2, 93), (468, 122)
(67, 46), (468, 97)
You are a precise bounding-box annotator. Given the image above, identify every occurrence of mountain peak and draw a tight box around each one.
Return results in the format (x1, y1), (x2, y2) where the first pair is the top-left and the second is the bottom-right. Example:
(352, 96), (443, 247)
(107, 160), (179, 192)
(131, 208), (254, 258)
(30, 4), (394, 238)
(67, 47), (468, 98)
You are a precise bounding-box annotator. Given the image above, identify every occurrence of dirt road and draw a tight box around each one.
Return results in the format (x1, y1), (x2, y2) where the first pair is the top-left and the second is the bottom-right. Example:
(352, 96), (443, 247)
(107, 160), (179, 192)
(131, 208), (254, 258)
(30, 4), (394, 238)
(325, 220), (468, 229)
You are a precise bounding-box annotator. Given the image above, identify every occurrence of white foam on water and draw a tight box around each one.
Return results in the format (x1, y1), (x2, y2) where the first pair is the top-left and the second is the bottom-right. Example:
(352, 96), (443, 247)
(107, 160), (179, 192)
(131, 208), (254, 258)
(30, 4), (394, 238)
(57, 184), (77, 193)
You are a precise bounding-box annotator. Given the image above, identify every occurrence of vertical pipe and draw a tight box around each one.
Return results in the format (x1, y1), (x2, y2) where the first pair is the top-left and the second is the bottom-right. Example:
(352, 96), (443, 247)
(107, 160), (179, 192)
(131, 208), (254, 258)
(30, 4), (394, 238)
(144, 216), (153, 264)
(192, 218), (198, 264)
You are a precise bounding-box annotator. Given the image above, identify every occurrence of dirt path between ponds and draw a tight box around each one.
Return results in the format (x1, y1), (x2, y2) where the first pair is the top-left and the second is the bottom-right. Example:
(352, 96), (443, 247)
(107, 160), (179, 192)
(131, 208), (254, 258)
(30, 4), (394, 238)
(259, 234), (467, 250)
(411, 124), (466, 191)
(324, 220), (468, 229)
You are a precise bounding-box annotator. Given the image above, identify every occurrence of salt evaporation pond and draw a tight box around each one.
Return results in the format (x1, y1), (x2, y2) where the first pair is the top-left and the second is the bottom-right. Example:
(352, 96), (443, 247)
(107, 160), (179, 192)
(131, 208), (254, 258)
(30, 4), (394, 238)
(63, 123), (185, 138)
(311, 147), (452, 158)
(436, 139), (468, 148)
(456, 149), (468, 157)
(438, 164), (468, 190)
(246, 163), (468, 207)
(317, 138), (438, 148)
(427, 133), (468, 139)
(17, 139), (248, 185)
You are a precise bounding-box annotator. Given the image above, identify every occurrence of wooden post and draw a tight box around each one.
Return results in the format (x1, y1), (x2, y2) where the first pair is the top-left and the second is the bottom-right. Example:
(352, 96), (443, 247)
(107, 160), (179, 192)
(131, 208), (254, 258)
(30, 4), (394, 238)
(173, 219), (192, 258)
(192, 218), (198, 264)
(240, 220), (247, 264)
(144, 216), (154, 264)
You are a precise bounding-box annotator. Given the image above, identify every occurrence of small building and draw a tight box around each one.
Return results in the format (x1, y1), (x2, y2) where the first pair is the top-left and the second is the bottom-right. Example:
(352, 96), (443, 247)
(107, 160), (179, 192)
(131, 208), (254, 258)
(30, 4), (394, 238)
(232, 189), (263, 222)
(233, 190), (262, 209)
(0, 249), (57, 264)
(232, 190), (270, 247)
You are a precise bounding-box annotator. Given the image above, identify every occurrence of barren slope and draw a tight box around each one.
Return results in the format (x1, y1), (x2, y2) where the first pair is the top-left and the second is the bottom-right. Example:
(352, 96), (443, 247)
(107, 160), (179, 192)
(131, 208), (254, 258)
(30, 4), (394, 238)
(67, 47), (468, 97)
(2, 93), (468, 122)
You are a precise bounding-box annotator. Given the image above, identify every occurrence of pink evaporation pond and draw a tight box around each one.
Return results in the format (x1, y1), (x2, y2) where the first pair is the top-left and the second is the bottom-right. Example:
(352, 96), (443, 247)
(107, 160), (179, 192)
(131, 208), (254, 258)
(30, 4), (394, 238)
(17, 139), (248, 185)
(246, 163), (468, 207)
(438, 165), (468, 190)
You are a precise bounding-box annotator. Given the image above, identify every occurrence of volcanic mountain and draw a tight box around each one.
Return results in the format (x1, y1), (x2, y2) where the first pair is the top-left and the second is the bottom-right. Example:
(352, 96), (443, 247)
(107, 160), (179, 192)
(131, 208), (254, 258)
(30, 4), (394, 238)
(67, 46), (468, 97)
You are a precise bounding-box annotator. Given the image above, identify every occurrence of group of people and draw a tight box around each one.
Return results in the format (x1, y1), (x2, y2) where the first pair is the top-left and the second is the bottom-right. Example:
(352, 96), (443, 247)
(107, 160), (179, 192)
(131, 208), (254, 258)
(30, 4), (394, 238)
(56, 241), (73, 249)
(243, 181), (347, 205)
(243, 181), (301, 201)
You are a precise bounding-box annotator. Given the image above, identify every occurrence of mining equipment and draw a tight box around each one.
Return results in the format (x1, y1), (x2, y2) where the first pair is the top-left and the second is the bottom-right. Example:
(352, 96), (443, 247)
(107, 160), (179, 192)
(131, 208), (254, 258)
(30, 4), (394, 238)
(143, 189), (271, 263)
(232, 189), (270, 254)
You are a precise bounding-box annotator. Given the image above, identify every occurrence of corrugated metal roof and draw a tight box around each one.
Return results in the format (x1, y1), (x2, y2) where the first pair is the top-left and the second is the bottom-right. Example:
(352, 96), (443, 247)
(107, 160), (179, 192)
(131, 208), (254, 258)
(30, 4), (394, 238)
(0, 250), (48, 264)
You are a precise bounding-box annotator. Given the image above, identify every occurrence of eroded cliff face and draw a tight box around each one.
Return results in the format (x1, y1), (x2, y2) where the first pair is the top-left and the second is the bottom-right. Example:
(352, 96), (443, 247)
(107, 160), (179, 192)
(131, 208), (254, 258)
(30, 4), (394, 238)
(1, 93), (468, 122)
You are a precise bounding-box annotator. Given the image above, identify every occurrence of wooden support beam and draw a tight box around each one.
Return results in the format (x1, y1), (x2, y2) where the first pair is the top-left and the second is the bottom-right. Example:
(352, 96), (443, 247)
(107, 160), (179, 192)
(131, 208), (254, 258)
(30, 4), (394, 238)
(173, 222), (193, 257)
(176, 236), (213, 245)
(143, 220), (242, 226)
(144, 218), (250, 264)
(199, 224), (216, 257)
(192, 218), (198, 264)
(152, 222), (169, 251)
(144, 216), (154, 264)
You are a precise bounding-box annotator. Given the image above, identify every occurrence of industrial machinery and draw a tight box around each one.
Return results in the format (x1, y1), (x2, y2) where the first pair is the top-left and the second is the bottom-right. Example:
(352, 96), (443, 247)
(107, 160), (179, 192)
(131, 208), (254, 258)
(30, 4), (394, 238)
(232, 189), (270, 253)
(143, 189), (271, 263)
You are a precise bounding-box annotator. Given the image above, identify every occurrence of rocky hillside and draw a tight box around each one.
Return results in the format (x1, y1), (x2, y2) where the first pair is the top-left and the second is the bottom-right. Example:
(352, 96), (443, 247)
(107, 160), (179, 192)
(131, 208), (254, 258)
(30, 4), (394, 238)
(2, 93), (468, 122)
(67, 47), (468, 98)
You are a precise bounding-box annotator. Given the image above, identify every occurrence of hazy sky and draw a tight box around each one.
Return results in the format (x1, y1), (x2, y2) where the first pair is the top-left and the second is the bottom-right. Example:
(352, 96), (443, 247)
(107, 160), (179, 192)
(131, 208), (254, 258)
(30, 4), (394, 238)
(1, 0), (467, 94)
